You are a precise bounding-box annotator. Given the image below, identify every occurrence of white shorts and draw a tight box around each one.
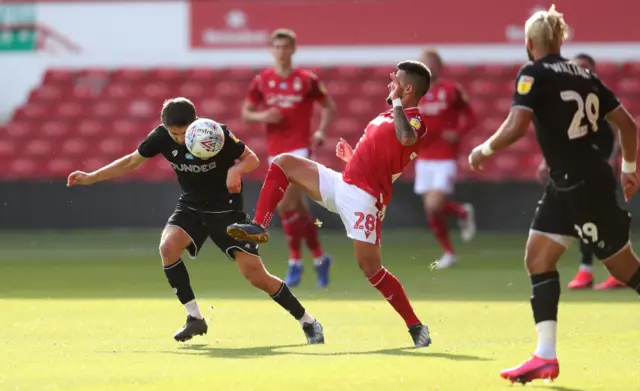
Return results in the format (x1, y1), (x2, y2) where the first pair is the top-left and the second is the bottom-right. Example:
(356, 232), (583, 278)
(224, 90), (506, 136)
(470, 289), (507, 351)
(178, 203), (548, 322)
(314, 163), (382, 245)
(268, 147), (311, 164)
(413, 159), (457, 195)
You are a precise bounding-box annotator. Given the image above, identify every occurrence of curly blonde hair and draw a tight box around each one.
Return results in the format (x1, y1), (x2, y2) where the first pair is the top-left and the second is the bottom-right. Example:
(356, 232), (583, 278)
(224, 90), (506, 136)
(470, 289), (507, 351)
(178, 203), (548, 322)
(525, 4), (568, 51)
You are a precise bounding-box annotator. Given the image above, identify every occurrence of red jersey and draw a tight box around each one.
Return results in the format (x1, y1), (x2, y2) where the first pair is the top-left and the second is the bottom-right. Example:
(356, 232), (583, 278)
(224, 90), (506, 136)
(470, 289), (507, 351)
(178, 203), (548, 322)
(343, 107), (426, 206)
(246, 68), (328, 156)
(418, 79), (477, 160)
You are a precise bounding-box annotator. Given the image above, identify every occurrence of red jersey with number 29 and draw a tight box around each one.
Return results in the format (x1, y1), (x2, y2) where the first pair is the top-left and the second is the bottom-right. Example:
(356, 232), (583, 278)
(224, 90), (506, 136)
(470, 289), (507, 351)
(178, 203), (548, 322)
(342, 107), (426, 206)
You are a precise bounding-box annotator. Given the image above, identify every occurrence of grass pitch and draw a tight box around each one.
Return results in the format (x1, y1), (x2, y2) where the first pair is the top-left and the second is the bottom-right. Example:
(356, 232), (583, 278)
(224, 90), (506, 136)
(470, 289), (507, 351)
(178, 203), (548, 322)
(1, 229), (639, 391)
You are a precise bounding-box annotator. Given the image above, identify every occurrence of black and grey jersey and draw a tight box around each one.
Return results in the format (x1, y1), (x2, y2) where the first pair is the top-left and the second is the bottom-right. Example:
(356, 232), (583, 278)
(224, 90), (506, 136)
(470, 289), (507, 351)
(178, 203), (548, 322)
(512, 54), (620, 179)
(137, 124), (246, 211)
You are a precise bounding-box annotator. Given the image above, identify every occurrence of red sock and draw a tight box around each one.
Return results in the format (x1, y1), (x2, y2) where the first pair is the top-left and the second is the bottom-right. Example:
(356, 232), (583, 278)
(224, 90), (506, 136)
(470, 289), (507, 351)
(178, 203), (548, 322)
(280, 210), (302, 260)
(429, 214), (454, 254)
(254, 163), (289, 228)
(369, 267), (421, 327)
(442, 201), (467, 219)
(302, 215), (324, 258)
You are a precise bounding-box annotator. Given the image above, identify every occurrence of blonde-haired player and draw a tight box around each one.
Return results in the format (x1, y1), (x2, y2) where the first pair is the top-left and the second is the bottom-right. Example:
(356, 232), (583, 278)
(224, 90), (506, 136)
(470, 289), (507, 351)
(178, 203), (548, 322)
(469, 5), (640, 384)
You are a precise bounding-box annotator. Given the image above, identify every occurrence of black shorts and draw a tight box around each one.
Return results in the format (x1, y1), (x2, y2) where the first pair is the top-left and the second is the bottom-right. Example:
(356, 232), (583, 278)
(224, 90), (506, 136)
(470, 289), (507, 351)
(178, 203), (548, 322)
(531, 167), (631, 260)
(166, 202), (259, 260)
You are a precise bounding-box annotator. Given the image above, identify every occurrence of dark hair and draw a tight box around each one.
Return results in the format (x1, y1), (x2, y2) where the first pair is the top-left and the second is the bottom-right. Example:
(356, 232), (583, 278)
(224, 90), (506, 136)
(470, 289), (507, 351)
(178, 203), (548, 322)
(161, 97), (197, 127)
(574, 53), (596, 68)
(397, 60), (432, 98)
(271, 28), (296, 45)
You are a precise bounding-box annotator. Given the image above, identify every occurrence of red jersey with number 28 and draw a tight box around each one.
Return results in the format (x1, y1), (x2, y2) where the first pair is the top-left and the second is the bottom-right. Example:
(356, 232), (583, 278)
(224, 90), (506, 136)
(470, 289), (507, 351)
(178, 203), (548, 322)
(342, 107), (426, 206)
(246, 68), (328, 156)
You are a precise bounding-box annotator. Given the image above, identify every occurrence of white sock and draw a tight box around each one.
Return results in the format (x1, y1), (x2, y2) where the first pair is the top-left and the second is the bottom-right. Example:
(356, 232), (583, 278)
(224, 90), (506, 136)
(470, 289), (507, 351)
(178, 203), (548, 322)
(298, 311), (315, 326)
(288, 259), (302, 265)
(534, 320), (557, 359)
(184, 299), (204, 319)
(579, 264), (593, 273)
(313, 256), (326, 266)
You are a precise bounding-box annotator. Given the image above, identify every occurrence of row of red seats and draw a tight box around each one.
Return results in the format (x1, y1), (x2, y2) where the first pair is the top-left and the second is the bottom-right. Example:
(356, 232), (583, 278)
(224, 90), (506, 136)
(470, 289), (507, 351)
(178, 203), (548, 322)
(40, 62), (640, 86)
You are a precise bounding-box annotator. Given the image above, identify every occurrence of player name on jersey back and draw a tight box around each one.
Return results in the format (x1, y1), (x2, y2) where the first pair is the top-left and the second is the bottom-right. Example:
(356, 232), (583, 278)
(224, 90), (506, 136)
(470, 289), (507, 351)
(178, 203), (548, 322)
(512, 54), (621, 179)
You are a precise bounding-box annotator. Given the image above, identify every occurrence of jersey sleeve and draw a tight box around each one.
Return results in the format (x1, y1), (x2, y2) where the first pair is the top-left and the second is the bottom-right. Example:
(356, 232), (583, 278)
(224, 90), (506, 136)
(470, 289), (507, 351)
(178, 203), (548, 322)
(593, 74), (621, 116)
(409, 113), (427, 139)
(137, 126), (164, 158)
(222, 125), (246, 160)
(308, 72), (328, 102)
(246, 74), (264, 105)
(453, 83), (471, 109)
(512, 63), (542, 111)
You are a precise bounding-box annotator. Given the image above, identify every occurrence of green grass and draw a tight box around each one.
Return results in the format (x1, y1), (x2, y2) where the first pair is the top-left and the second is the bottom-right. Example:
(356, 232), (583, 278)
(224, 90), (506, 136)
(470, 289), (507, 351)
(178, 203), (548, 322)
(1, 229), (639, 391)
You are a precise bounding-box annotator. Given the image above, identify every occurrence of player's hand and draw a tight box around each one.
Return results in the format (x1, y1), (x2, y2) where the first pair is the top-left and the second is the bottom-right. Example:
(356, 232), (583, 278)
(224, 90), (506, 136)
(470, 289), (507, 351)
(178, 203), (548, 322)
(442, 130), (459, 143)
(226, 167), (242, 194)
(67, 171), (96, 187)
(537, 162), (550, 184)
(336, 138), (354, 163)
(621, 171), (640, 202)
(261, 108), (283, 124)
(468, 146), (490, 171)
(311, 130), (325, 149)
(388, 72), (403, 100)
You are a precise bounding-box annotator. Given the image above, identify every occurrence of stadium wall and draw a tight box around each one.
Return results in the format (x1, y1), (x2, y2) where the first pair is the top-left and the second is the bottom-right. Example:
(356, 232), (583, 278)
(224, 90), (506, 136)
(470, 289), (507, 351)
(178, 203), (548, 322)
(2, 0), (640, 120)
(2, 181), (636, 232)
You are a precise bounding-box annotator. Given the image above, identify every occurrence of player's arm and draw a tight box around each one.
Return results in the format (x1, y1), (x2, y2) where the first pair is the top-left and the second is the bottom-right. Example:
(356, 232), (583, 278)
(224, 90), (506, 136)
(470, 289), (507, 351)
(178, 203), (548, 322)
(225, 127), (259, 193)
(241, 75), (281, 124)
(606, 106), (638, 169)
(392, 102), (418, 146)
(310, 76), (337, 145)
(67, 151), (147, 186)
(469, 65), (538, 170)
(445, 85), (478, 142)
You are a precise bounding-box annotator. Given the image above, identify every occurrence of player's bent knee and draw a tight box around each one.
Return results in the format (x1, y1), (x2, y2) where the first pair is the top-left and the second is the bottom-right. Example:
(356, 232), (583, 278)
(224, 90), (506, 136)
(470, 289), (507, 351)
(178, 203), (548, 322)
(159, 239), (183, 266)
(524, 231), (567, 275)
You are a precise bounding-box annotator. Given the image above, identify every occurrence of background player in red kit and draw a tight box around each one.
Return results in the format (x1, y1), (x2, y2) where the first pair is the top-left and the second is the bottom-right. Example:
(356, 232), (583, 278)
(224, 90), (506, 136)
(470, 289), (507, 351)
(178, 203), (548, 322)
(416, 49), (478, 269)
(242, 29), (337, 288)
(227, 61), (433, 347)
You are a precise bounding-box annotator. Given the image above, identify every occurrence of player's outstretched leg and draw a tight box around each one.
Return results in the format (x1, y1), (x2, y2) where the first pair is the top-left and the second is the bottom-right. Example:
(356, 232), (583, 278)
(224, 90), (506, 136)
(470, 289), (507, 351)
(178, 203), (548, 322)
(354, 240), (431, 348)
(233, 250), (324, 344)
(501, 232), (563, 384)
(160, 226), (208, 342)
(227, 154), (323, 245)
(601, 243), (640, 295)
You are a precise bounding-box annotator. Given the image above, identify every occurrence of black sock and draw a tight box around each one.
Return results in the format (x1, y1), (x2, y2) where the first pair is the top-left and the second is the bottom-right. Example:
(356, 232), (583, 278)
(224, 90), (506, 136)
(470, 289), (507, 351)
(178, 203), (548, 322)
(530, 271), (561, 323)
(579, 242), (594, 266)
(625, 267), (640, 295)
(163, 258), (196, 305)
(271, 282), (306, 320)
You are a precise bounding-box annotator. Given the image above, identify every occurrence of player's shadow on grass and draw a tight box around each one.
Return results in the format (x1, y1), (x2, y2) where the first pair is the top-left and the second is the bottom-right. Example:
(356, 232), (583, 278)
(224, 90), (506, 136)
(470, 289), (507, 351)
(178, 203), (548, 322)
(531, 386), (584, 391)
(170, 343), (491, 362)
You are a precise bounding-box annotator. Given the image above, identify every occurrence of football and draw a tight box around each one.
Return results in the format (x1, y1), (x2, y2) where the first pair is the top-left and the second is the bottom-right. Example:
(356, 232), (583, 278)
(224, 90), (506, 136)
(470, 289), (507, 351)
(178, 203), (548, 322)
(184, 118), (225, 160)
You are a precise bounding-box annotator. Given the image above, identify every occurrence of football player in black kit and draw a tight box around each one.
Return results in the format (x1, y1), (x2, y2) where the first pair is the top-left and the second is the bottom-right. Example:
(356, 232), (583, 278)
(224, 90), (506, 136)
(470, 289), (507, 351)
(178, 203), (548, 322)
(469, 5), (640, 385)
(67, 97), (324, 344)
(538, 53), (626, 291)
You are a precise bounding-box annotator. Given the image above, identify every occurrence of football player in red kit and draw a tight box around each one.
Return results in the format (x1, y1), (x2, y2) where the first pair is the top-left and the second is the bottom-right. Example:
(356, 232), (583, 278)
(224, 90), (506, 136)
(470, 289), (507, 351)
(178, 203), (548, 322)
(242, 29), (337, 288)
(416, 49), (478, 269)
(227, 61), (433, 347)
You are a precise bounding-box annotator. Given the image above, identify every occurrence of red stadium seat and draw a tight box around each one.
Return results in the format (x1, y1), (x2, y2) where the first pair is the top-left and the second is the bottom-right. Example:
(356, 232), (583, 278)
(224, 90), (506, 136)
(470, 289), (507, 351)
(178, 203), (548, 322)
(150, 67), (185, 83)
(199, 98), (227, 118)
(5, 121), (33, 138)
(9, 158), (40, 179)
(178, 82), (206, 100)
(62, 138), (88, 155)
(29, 85), (63, 102)
(43, 69), (75, 85)
(41, 121), (69, 138)
(112, 67), (150, 82)
(76, 120), (105, 138)
(99, 138), (131, 156)
(616, 78), (640, 95)
(0, 139), (16, 158)
(104, 83), (134, 99)
(56, 102), (85, 119)
(47, 157), (75, 177)
(128, 99), (155, 119)
(185, 67), (218, 82)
